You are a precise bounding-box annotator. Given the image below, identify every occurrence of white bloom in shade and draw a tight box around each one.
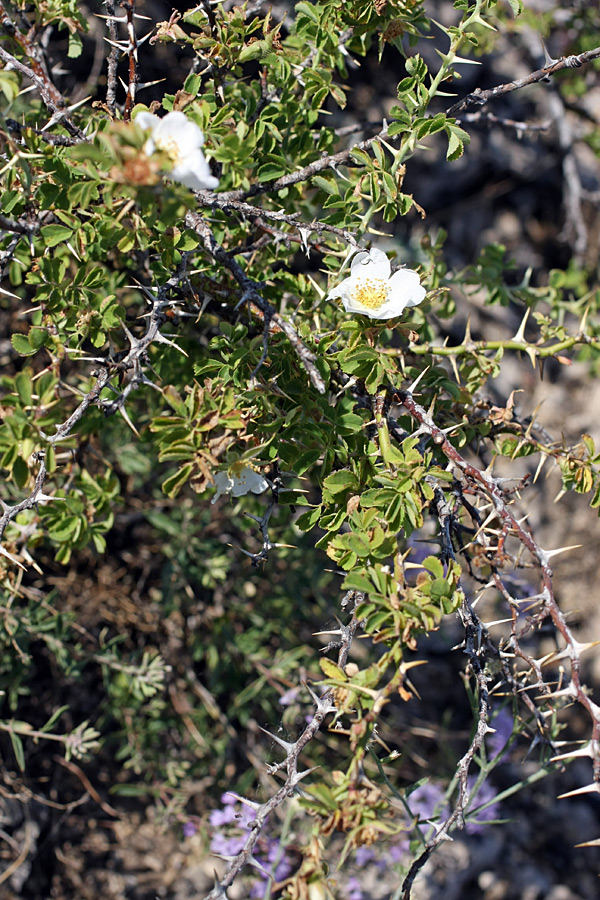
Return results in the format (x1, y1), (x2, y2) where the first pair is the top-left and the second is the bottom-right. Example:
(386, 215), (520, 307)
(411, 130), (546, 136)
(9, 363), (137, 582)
(134, 110), (219, 191)
(327, 248), (426, 319)
(211, 467), (269, 504)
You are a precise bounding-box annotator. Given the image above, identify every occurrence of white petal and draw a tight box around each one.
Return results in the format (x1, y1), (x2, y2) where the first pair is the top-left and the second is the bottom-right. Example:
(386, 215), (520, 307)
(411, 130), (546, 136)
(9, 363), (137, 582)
(342, 293), (407, 319)
(350, 248), (391, 280)
(326, 275), (353, 302)
(172, 150), (219, 190)
(230, 469), (268, 497)
(211, 471), (233, 503)
(388, 268), (426, 307)
(161, 112), (204, 152)
(142, 135), (156, 155)
(134, 111), (159, 132)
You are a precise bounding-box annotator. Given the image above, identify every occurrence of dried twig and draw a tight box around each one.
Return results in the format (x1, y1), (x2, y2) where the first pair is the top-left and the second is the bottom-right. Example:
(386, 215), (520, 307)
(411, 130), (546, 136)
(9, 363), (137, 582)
(395, 390), (600, 762)
(456, 110), (551, 134)
(236, 468), (282, 567)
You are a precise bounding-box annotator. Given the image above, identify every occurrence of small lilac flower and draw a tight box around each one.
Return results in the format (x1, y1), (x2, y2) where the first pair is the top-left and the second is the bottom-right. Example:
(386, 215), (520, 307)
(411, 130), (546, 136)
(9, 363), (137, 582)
(209, 805), (237, 827)
(487, 708), (513, 761)
(279, 686), (302, 707)
(407, 781), (448, 833)
(355, 846), (376, 866)
(388, 840), (409, 862)
(265, 838), (294, 880)
(346, 876), (365, 900)
(250, 880), (266, 899)
(465, 777), (502, 833)
(210, 833), (246, 856)
(235, 805), (257, 829)
(183, 821), (197, 838)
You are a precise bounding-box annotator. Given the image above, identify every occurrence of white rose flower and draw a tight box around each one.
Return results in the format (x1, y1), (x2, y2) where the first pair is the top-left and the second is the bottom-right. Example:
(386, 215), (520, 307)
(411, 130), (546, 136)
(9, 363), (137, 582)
(327, 248), (426, 319)
(211, 467), (269, 504)
(134, 110), (219, 191)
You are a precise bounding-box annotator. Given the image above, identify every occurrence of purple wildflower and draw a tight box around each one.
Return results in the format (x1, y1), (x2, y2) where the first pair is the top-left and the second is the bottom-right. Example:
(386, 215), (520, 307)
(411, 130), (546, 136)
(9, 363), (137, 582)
(209, 794), (293, 897)
(279, 686), (302, 706)
(355, 846), (376, 866)
(406, 781), (448, 833)
(465, 777), (502, 833)
(183, 820), (197, 838)
(388, 839), (409, 862)
(209, 805), (238, 827)
(265, 837), (294, 881)
(249, 880), (265, 898)
(487, 708), (513, 761)
(210, 833), (246, 856)
(347, 876), (365, 900)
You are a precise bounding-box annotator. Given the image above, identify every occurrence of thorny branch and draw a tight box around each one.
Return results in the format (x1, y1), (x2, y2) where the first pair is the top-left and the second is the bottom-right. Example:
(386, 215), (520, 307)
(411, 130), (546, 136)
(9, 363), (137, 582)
(239, 469), (282, 567)
(122, 1), (138, 122)
(0, 5), (86, 141)
(198, 44), (600, 207)
(456, 110), (551, 134)
(199, 0), (225, 105)
(447, 45), (600, 117)
(205, 126), (395, 203)
(392, 388), (600, 899)
(103, 0), (120, 117)
(185, 212), (326, 393)
(389, 328), (600, 363)
(519, 29), (590, 264)
(195, 195), (359, 249)
(201, 599), (361, 900)
(397, 388), (600, 760)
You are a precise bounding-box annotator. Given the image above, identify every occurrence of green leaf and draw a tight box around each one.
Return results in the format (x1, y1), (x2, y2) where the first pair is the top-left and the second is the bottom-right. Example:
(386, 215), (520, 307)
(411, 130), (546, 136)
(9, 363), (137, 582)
(320, 658), (347, 680)
(446, 123), (470, 162)
(13, 456), (29, 488)
(257, 162), (287, 181)
(11, 333), (36, 357)
(68, 32), (83, 58)
(295, 505), (322, 531)
(41, 705), (69, 733)
(342, 571), (374, 594)
(162, 464), (194, 498)
(312, 175), (339, 195)
(292, 449), (322, 476)
(41, 224), (74, 247)
(109, 784), (151, 797)
(295, 2), (320, 23)
(323, 470), (358, 496)
(9, 730), (25, 771)
(15, 372), (33, 405)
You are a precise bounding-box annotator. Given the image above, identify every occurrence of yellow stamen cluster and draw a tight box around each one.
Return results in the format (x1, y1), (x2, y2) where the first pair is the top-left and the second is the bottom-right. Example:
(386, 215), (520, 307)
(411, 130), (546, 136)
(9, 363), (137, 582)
(348, 277), (389, 310)
(155, 135), (183, 166)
